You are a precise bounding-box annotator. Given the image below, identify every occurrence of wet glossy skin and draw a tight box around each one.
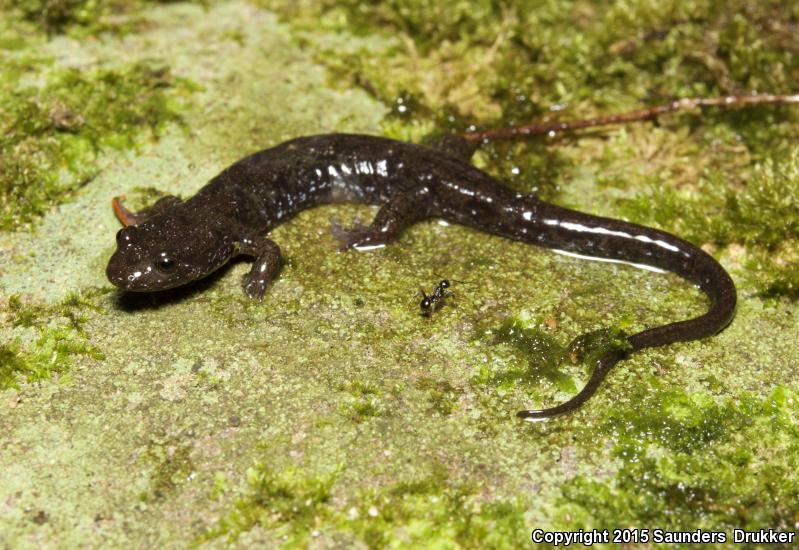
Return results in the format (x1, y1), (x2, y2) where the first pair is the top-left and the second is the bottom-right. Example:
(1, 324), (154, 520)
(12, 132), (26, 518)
(106, 133), (737, 418)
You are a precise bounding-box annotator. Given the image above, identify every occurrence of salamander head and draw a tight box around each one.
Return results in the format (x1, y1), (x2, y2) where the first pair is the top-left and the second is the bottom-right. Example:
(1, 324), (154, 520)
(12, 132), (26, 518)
(106, 218), (236, 292)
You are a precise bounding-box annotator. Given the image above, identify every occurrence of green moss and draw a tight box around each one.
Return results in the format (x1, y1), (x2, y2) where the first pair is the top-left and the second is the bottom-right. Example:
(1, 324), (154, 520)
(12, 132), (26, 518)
(204, 462), (530, 548)
(265, 0), (797, 119)
(620, 149), (799, 249)
(2, 291), (107, 389)
(344, 472), (528, 549)
(414, 378), (462, 415)
(339, 379), (383, 422)
(0, 328), (102, 390)
(0, 342), (30, 390)
(8, 295), (49, 328)
(474, 317), (630, 397)
(556, 385), (799, 539)
(142, 438), (195, 502)
(619, 148), (799, 298)
(3, 0), (110, 34)
(747, 256), (799, 302)
(204, 464), (337, 545)
(0, 58), (196, 230)
(484, 317), (575, 393)
(0, 0), (207, 35)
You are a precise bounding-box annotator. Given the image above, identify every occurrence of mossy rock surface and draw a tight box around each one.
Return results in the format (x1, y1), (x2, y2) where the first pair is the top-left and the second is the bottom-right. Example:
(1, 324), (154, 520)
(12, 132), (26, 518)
(1, 1), (798, 548)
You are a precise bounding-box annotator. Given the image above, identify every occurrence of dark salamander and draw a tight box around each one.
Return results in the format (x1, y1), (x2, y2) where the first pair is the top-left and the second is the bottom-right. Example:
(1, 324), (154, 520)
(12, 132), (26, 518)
(106, 133), (736, 419)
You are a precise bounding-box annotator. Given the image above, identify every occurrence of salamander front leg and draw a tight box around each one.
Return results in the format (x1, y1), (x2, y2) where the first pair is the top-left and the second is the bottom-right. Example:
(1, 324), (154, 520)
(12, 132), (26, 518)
(333, 188), (431, 251)
(238, 237), (282, 300)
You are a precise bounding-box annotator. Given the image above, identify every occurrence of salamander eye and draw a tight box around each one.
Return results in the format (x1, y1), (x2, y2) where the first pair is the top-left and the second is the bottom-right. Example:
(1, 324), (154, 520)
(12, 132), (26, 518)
(156, 256), (176, 273)
(116, 226), (137, 245)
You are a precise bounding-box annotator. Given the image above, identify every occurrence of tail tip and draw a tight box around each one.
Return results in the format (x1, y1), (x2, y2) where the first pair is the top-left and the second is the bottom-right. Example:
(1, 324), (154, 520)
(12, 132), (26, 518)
(516, 409), (556, 422)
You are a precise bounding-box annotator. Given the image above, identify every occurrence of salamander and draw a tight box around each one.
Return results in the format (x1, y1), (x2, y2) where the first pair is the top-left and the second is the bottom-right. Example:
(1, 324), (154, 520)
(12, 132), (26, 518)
(105, 132), (737, 418)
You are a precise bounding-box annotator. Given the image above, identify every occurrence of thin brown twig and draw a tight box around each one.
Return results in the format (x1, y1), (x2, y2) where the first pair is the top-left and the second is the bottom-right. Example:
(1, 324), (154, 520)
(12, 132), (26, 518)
(462, 94), (799, 142)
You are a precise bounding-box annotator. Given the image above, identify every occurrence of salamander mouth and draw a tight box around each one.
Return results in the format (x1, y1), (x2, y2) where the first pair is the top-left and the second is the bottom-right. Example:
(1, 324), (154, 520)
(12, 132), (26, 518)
(106, 255), (177, 292)
(106, 271), (181, 292)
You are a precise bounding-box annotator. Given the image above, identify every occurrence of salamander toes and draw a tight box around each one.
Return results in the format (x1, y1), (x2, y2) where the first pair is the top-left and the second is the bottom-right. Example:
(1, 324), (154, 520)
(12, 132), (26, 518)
(330, 218), (363, 251)
(330, 218), (387, 252)
(242, 273), (269, 300)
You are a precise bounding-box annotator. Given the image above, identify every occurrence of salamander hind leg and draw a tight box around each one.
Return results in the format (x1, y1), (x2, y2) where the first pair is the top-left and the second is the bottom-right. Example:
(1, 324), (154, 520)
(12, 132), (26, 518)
(332, 188), (431, 251)
(239, 236), (282, 300)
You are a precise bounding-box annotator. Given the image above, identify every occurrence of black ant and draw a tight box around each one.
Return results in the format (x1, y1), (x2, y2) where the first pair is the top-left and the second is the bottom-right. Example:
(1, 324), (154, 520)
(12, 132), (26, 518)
(420, 279), (453, 317)
(420, 274), (476, 317)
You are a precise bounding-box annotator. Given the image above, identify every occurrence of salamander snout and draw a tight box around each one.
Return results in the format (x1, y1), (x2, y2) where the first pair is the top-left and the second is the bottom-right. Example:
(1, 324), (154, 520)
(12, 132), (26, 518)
(106, 246), (180, 292)
(106, 225), (188, 292)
